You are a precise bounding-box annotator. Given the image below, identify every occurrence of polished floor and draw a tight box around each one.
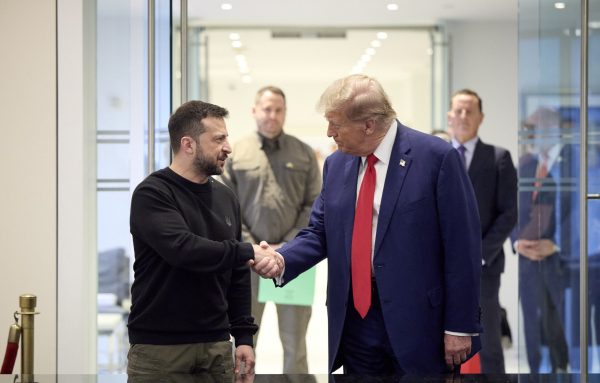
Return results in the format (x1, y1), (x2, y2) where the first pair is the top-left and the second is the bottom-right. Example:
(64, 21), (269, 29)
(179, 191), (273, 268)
(96, 257), (598, 375)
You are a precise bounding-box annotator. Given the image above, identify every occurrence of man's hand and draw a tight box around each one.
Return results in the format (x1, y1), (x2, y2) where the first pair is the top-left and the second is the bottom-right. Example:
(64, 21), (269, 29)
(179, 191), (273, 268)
(444, 334), (471, 370)
(248, 241), (284, 278)
(235, 371), (255, 383)
(518, 239), (556, 260)
(234, 345), (255, 375)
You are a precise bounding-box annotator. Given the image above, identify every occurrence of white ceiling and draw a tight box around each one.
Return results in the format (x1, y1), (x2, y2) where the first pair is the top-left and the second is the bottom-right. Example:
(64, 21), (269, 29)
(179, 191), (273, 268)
(177, 0), (518, 138)
(187, 0), (517, 27)
(182, 0), (518, 86)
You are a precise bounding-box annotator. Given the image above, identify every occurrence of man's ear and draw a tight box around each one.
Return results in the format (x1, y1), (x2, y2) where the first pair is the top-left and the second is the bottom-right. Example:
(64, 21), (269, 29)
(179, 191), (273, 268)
(364, 119), (376, 135)
(180, 136), (195, 154)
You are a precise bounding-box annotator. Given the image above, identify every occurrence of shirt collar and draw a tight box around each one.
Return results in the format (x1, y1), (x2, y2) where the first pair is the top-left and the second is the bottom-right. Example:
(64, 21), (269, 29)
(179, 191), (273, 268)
(258, 131), (283, 151)
(542, 144), (563, 169)
(452, 136), (479, 152)
(361, 120), (397, 166)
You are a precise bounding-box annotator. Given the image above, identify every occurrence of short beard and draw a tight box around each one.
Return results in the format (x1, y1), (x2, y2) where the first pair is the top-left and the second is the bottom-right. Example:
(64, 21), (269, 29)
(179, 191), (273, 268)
(194, 154), (222, 176)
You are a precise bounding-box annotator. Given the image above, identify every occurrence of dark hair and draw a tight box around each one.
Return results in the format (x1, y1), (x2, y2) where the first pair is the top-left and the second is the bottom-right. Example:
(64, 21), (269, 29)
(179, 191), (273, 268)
(168, 100), (229, 153)
(450, 89), (483, 113)
(255, 86), (286, 105)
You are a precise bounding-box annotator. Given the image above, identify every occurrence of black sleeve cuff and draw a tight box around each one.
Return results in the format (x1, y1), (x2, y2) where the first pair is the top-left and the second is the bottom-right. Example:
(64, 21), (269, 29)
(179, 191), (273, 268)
(234, 334), (255, 348)
(237, 242), (255, 264)
(230, 316), (259, 348)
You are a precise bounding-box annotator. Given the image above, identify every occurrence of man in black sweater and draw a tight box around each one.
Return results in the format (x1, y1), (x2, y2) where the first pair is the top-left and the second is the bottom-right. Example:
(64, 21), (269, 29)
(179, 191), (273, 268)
(127, 100), (282, 378)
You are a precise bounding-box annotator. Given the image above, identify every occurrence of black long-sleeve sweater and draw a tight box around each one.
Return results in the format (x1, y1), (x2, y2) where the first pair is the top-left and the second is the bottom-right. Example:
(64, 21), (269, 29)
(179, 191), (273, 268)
(128, 167), (257, 347)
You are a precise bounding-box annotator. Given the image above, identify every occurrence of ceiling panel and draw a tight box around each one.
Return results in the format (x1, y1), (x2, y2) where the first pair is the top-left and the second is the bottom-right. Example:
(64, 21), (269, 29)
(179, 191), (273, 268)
(187, 0), (516, 27)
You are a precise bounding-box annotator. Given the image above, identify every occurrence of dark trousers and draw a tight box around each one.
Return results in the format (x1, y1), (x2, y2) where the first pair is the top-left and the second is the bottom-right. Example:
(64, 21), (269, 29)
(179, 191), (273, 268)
(479, 271), (505, 373)
(519, 256), (569, 372)
(339, 279), (403, 375)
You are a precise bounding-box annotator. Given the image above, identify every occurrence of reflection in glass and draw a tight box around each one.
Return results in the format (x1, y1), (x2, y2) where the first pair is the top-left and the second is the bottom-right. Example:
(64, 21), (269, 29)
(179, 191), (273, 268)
(517, 0), (585, 373)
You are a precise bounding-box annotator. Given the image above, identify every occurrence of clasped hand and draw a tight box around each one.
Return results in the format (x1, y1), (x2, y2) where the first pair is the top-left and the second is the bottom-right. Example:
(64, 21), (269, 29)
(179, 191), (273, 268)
(518, 239), (556, 261)
(248, 241), (284, 278)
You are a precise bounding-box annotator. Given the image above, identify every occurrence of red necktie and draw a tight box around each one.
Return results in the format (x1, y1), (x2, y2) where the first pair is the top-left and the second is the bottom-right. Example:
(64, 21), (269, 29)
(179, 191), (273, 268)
(351, 154), (378, 318)
(532, 155), (549, 201)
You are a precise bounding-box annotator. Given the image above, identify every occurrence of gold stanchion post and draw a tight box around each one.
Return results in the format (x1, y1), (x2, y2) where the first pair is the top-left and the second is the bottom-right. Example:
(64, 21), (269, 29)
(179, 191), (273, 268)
(19, 294), (38, 382)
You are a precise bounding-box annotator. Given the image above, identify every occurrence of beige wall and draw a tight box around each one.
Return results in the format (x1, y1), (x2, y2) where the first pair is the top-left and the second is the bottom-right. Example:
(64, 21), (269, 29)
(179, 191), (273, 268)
(0, 0), (57, 374)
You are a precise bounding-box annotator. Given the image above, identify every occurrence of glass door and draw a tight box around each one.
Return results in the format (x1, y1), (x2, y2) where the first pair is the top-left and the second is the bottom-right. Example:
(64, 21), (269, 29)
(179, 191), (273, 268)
(95, 0), (172, 372)
(517, 0), (600, 374)
(586, 0), (600, 374)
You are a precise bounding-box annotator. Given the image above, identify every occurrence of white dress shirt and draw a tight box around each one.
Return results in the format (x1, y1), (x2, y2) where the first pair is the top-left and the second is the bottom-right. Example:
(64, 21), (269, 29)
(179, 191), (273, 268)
(356, 120), (397, 263)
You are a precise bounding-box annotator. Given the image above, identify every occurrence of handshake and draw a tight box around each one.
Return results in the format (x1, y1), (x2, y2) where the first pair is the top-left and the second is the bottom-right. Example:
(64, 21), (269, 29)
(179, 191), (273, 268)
(248, 241), (284, 279)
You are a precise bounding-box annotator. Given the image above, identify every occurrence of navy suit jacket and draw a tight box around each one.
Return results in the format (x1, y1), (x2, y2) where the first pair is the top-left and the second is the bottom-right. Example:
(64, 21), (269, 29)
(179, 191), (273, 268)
(279, 122), (483, 373)
(468, 139), (518, 275)
(514, 145), (578, 258)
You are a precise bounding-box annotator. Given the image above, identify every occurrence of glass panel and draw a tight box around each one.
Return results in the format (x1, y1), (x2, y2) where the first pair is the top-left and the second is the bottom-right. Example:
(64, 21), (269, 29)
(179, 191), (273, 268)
(588, 0), (600, 374)
(96, 0), (147, 372)
(518, 0), (582, 374)
(155, 0), (172, 170)
(96, 0), (171, 372)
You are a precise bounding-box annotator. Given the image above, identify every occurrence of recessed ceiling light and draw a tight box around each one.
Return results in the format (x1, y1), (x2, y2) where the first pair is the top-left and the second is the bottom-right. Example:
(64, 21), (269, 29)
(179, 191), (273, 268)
(231, 41), (242, 48)
(387, 3), (399, 11)
(371, 40), (382, 48)
(361, 54), (371, 62)
(554, 2), (566, 9)
(377, 32), (388, 40)
(366, 48), (376, 56)
(221, 3), (232, 10)
(590, 21), (600, 29)
(229, 33), (240, 40)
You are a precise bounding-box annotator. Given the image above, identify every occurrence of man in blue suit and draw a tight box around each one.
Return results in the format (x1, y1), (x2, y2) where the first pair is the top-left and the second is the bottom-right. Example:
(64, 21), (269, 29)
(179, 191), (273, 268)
(513, 107), (571, 373)
(262, 75), (483, 374)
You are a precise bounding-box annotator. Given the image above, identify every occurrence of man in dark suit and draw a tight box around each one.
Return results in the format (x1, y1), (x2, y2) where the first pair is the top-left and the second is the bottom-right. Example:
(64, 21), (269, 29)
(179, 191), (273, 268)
(513, 107), (571, 373)
(447, 89), (518, 373)
(256, 75), (483, 374)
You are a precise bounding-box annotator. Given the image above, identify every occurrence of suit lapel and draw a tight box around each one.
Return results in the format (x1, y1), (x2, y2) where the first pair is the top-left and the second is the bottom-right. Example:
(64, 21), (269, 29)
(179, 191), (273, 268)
(342, 156), (360, 264)
(467, 139), (486, 180)
(374, 123), (412, 255)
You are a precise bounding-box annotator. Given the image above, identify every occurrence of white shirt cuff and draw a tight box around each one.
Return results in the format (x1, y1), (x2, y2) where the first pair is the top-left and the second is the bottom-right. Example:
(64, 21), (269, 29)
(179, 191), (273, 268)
(445, 330), (479, 336)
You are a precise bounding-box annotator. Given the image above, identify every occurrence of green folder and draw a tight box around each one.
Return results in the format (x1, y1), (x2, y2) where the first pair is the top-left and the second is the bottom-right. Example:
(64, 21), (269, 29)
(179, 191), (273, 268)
(258, 267), (316, 306)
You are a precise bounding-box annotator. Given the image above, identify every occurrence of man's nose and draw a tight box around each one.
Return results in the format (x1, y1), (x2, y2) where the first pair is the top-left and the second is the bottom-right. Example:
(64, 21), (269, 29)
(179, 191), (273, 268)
(327, 125), (335, 137)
